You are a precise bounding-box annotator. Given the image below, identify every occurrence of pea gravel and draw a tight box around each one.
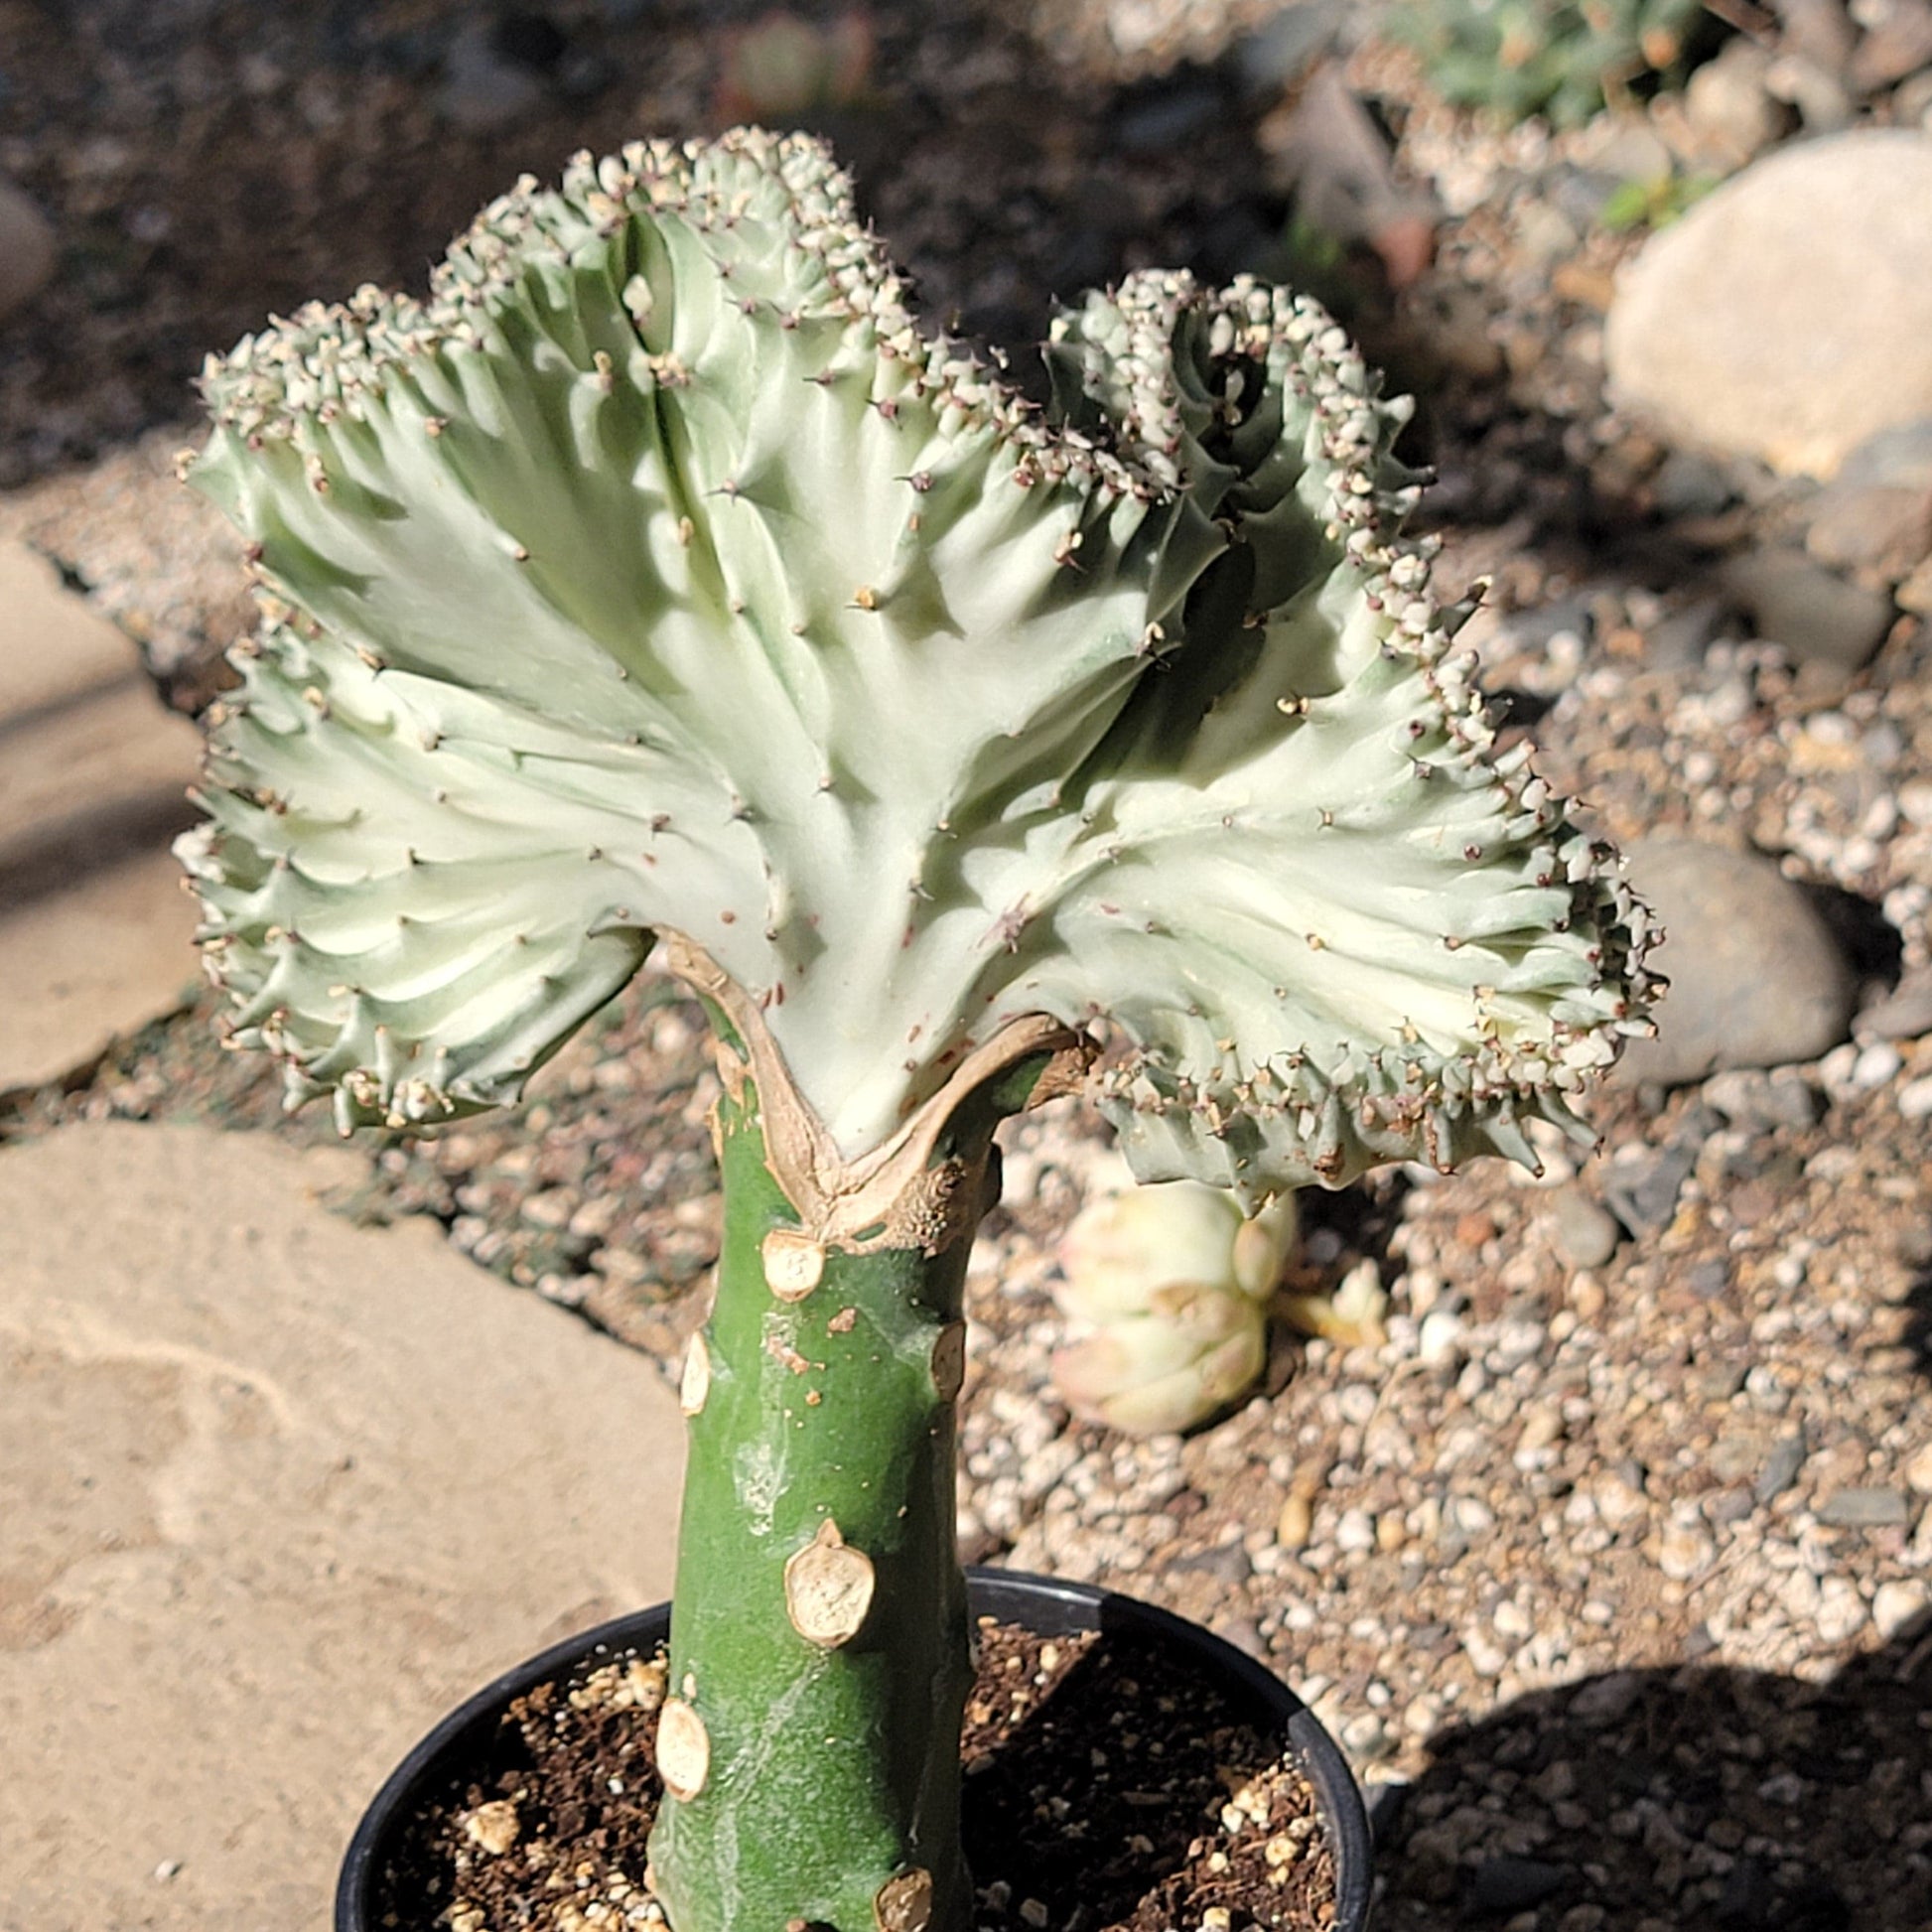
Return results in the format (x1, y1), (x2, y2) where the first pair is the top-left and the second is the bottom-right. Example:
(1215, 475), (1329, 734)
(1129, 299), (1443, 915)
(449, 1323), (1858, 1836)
(4, 4), (1931, 1926)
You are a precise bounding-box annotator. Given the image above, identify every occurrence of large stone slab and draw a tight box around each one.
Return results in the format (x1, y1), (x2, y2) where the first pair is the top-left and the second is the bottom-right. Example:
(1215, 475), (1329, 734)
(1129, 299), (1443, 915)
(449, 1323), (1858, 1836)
(0, 670), (202, 873)
(0, 847), (199, 1093)
(0, 539), (136, 720)
(1605, 130), (1932, 479)
(0, 539), (204, 1093)
(0, 1123), (687, 1932)
(0, 430), (251, 702)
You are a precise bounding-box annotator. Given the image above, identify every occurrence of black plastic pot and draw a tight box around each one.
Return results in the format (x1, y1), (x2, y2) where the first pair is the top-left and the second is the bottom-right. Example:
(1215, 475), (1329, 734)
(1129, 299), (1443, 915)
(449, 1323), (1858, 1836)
(337, 1567), (1374, 1932)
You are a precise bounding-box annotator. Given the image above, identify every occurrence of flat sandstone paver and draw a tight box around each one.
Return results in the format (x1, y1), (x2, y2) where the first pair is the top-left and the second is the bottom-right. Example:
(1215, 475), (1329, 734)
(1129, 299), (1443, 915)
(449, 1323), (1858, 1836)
(0, 427), (250, 698)
(0, 539), (203, 1091)
(0, 849), (200, 1093)
(0, 1121), (686, 1932)
(0, 539), (137, 718)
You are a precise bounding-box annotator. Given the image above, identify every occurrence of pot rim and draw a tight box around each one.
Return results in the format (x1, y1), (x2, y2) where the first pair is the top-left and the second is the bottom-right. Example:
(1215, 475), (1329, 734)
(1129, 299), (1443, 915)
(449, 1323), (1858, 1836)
(337, 1566), (1374, 1932)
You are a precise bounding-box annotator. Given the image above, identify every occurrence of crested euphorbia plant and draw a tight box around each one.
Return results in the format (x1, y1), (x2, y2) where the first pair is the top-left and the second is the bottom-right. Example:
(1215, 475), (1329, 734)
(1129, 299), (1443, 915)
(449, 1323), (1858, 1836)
(179, 130), (1650, 1932)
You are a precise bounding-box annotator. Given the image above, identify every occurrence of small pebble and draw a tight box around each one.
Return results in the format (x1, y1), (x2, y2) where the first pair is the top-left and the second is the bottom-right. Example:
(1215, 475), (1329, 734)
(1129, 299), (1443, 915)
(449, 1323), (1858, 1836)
(1340, 1711), (1394, 1761)
(1491, 1318), (1548, 1371)
(1614, 840), (1856, 1084)
(0, 177), (55, 323)
(1816, 1487), (1909, 1528)
(1602, 1127), (1710, 1234)
(1210, 1615), (1266, 1661)
(1516, 1406), (1564, 1456)
(1860, 970), (1932, 1041)
(1703, 1067), (1821, 1131)
(1657, 1515), (1716, 1582)
(1570, 1672), (1641, 1725)
(1687, 1258), (1730, 1301)
(1276, 1492), (1312, 1551)
(1730, 547), (1896, 671)
(1814, 1576), (1868, 1643)
(464, 1799), (521, 1856)
(1546, 1187), (1619, 1269)
(1334, 1508), (1376, 1553)
(1873, 1579), (1930, 1638)
(1704, 1486), (1754, 1526)
(437, 18), (551, 130)
(1851, 1041), (1903, 1092)
(1761, 1437), (1816, 1506)
(1417, 1309), (1465, 1366)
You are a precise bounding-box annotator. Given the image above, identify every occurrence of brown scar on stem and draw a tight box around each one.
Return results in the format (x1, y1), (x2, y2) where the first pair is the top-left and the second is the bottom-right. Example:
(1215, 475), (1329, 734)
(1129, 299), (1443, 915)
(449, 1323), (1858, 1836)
(660, 932), (1090, 1254)
(784, 1518), (876, 1648)
(679, 1333), (711, 1415)
(875, 1867), (934, 1932)
(655, 1699), (710, 1802)
(761, 1226), (826, 1301)
(930, 1320), (967, 1402)
(764, 1333), (814, 1375)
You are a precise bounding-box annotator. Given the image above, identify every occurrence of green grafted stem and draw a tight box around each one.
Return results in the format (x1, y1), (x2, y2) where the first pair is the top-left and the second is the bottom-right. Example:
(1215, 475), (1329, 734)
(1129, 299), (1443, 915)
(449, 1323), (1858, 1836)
(647, 1060), (1020, 1932)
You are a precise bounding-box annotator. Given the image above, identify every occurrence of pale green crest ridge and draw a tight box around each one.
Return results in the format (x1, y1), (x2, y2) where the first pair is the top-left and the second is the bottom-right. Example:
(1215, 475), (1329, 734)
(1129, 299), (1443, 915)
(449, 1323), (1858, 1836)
(177, 127), (1653, 1201)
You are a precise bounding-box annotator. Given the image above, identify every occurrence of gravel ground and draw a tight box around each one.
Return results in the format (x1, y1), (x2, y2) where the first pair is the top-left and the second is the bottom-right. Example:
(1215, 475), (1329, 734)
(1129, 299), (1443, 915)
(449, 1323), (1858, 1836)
(4, 3), (1931, 1927)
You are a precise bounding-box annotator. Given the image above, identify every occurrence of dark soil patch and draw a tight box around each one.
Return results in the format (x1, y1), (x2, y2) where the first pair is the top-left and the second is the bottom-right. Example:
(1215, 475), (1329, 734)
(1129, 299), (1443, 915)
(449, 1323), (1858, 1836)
(370, 1617), (1339, 1932)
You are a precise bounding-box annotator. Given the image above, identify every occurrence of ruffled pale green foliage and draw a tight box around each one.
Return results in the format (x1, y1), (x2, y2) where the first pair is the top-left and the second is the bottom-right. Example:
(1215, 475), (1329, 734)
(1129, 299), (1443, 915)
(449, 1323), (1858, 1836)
(179, 129), (1651, 1199)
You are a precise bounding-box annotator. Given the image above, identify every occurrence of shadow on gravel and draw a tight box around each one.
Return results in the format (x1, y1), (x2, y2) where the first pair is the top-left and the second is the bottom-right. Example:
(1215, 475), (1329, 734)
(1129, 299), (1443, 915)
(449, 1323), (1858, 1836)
(0, 1), (1305, 488)
(1372, 1614), (1932, 1929)
(1798, 882), (1907, 1005)
(1900, 1268), (1932, 1382)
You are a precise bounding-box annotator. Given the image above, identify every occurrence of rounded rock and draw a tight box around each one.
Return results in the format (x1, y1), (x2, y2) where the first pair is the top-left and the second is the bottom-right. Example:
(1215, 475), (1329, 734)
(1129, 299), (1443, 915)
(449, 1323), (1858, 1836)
(1545, 1186), (1619, 1270)
(1606, 131), (1932, 478)
(1873, 1579), (1929, 1639)
(1614, 838), (1855, 1086)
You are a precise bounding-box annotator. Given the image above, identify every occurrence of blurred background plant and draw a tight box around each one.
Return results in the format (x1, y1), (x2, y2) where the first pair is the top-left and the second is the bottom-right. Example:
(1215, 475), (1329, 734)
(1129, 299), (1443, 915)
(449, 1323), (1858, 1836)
(1394, 0), (1729, 126)
(1597, 163), (1721, 226)
(714, 8), (877, 126)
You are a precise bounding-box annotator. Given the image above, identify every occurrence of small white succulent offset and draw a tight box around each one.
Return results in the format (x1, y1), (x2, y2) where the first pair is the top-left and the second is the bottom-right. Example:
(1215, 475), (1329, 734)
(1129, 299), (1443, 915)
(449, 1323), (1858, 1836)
(1051, 1173), (1298, 1436)
(177, 130), (1651, 1932)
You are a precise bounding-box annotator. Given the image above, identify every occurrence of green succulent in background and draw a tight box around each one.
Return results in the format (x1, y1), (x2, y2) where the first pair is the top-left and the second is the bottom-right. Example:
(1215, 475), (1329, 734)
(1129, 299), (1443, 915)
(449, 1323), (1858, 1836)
(179, 129), (1652, 1932)
(1395, 0), (1724, 127)
(715, 7), (877, 125)
(1597, 165), (1720, 231)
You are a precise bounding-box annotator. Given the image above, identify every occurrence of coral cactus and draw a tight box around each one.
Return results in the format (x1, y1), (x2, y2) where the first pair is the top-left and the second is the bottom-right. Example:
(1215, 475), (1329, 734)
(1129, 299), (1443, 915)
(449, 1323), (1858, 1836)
(178, 129), (1651, 1932)
(1051, 1176), (1296, 1434)
(1396, 0), (1723, 127)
